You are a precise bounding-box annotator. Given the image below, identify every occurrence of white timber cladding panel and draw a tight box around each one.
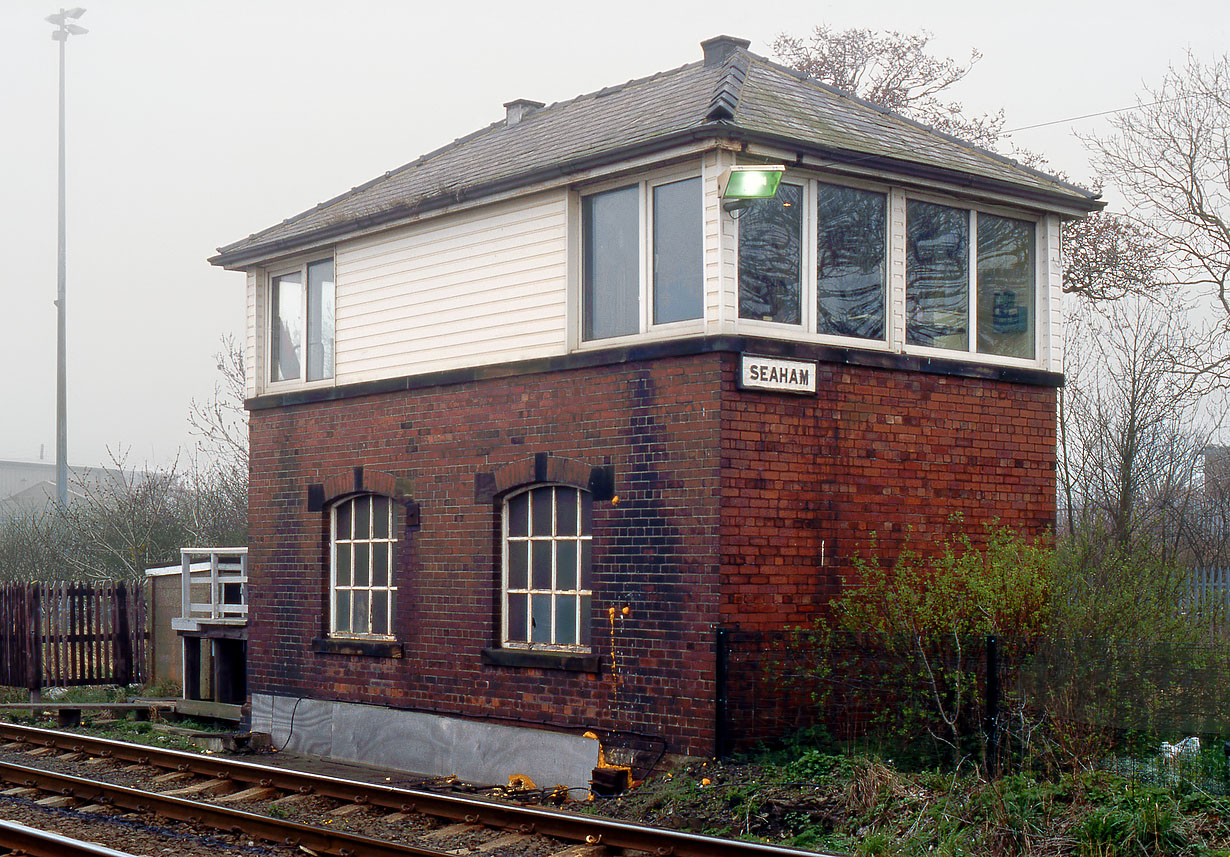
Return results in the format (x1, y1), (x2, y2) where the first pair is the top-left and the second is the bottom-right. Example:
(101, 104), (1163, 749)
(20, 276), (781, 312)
(702, 150), (726, 333)
(1043, 215), (1062, 372)
(887, 187), (908, 351)
(246, 271), (260, 399)
(713, 148), (739, 332)
(334, 191), (569, 384)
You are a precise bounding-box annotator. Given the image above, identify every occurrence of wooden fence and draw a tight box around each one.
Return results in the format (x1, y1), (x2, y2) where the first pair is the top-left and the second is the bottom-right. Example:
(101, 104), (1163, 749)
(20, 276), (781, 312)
(0, 582), (148, 691)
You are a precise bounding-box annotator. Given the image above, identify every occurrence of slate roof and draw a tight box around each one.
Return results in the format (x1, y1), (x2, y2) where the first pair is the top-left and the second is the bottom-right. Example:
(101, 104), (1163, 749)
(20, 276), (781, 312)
(211, 38), (1101, 269)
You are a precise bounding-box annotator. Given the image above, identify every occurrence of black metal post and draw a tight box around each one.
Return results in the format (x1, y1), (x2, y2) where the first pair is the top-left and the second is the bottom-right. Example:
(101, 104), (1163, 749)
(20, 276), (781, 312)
(715, 626), (729, 759)
(985, 634), (1000, 777)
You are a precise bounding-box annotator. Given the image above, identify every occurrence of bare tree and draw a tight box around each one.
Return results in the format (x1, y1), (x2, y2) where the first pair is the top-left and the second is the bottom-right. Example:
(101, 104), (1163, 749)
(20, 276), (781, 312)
(772, 25), (1005, 151)
(1061, 211), (1168, 301)
(1085, 53), (1230, 384)
(53, 449), (189, 581)
(185, 334), (248, 546)
(1058, 293), (1219, 557)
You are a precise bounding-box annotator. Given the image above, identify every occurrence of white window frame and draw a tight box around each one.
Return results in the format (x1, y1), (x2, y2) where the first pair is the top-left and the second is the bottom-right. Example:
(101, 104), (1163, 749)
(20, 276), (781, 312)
(735, 172), (896, 354)
(576, 164), (706, 347)
(727, 167), (1046, 368)
(902, 192), (1042, 365)
(501, 484), (593, 652)
(265, 253), (337, 392)
(330, 494), (398, 640)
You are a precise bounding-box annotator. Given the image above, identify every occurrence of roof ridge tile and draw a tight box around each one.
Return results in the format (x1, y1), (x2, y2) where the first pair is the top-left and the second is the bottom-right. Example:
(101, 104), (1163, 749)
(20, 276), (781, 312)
(705, 50), (749, 121)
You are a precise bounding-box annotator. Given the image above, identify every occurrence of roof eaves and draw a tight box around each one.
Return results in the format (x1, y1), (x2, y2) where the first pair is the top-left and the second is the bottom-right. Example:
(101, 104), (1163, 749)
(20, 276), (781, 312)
(215, 60), (709, 261)
(727, 125), (1104, 213)
(215, 120), (510, 258)
(743, 52), (1100, 203)
(209, 126), (728, 269)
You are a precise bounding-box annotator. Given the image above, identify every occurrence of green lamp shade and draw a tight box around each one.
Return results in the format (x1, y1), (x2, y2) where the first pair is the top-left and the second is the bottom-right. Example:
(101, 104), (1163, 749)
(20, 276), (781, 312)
(721, 165), (786, 199)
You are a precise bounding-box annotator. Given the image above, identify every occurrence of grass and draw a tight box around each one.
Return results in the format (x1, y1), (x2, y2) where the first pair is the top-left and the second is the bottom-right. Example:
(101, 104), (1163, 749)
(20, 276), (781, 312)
(589, 744), (1230, 856)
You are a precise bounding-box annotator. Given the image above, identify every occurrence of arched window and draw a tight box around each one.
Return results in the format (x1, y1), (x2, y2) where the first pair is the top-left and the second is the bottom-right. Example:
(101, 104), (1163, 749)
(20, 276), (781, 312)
(331, 494), (397, 638)
(502, 485), (592, 650)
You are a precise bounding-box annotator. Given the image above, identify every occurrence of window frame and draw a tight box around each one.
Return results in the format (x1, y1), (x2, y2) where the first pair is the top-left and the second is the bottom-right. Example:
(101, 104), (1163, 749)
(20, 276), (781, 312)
(576, 164), (706, 347)
(265, 253), (337, 392)
(329, 493), (398, 641)
(902, 191), (1041, 363)
(500, 484), (593, 653)
(735, 173), (895, 353)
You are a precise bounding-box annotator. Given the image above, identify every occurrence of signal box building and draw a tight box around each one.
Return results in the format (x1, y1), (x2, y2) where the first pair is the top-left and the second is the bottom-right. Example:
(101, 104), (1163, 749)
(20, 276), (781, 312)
(210, 37), (1101, 787)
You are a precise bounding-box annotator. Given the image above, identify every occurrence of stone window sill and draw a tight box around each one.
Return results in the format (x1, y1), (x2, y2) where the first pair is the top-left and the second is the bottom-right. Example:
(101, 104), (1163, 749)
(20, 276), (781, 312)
(311, 636), (404, 658)
(481, 647), (599, 673)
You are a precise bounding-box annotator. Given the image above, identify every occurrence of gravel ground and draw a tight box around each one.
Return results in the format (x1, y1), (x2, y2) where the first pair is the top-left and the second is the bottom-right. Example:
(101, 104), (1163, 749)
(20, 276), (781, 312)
(0, 797), (295, 856)
(0, 740), (586, 855)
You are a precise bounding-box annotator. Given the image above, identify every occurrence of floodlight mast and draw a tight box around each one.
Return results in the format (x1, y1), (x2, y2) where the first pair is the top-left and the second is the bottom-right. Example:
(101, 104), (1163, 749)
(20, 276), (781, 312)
(46, 7), (87, 508)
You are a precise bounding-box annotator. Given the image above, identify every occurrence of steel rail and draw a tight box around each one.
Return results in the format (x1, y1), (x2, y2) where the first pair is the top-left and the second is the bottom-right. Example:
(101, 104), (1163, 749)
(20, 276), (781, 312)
(0, 819), (137, 857)
(0, 759), (449, 857)
(0, 722), (843, 857)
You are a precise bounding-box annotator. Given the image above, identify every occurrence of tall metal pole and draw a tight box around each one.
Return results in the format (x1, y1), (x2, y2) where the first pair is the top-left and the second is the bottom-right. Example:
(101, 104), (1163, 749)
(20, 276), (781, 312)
(55, 18), (67, 507)
(47, 7), (86, 508)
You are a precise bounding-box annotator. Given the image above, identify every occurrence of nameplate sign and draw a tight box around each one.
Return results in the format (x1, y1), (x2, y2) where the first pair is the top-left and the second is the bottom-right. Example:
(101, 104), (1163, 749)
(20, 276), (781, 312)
(738, 354), (818, 395)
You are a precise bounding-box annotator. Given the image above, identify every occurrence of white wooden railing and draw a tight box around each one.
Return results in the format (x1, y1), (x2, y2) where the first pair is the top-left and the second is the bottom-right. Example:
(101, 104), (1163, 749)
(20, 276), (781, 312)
(170, 547), (248, 632)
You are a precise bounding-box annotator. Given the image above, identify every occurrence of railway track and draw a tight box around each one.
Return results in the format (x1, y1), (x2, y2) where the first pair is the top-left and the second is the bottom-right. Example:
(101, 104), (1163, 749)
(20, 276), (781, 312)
(0, 819), (138, 856)
(0, 721), (842, 857)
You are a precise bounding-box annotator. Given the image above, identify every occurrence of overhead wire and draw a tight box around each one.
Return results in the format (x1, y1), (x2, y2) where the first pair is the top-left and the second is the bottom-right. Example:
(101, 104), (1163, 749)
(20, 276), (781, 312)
(1004, 89), (1230, 134)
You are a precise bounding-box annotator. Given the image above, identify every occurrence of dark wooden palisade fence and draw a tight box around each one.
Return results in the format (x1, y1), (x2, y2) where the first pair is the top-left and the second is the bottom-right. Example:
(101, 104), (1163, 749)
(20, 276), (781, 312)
(0, 582), (148, 691)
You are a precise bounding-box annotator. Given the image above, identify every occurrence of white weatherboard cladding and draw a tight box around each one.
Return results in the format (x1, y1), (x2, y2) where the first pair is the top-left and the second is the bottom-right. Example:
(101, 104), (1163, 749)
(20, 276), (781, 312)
(245, 270), (260, 399)
(1043, 215), (1062, 372)
(334, 192), (568, 384)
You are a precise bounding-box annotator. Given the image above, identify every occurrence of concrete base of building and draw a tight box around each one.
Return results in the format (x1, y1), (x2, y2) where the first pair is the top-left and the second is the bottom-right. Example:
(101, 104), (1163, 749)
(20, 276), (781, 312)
(250, 693), (600, 790)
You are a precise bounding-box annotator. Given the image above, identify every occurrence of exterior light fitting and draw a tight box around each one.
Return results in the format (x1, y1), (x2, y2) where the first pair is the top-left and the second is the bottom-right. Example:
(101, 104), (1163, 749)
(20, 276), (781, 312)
(720, 165), (785, 213)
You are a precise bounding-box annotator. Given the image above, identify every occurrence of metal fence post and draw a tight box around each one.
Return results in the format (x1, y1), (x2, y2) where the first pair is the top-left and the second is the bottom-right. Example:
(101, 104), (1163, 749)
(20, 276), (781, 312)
(985, 634), (1000, 778)
(715, 626), (729, 759)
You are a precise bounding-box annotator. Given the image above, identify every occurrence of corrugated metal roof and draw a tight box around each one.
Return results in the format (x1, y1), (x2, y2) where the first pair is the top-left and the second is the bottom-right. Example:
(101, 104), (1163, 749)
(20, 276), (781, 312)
(211, 41), (1100, 268)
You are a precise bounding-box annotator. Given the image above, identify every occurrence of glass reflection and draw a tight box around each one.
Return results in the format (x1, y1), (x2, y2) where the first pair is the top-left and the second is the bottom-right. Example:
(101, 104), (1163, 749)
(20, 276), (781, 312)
(907, 200), (969, 350)
(817, 185), (886, 340)
(739, 183), (803, 324)
(977, 214), (1035, 359)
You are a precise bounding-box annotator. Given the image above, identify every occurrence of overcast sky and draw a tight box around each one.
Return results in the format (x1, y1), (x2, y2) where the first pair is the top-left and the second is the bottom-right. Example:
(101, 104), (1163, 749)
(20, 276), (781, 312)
(1, 0), (1226, 469)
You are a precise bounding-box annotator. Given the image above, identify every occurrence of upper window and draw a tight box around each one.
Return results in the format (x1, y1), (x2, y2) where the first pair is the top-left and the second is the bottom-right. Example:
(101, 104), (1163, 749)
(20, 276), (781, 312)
(738, 180), (887, 343)
(907, 201), (1035, 359)
(816, 184), (887, 340)
(582, 176), (702, 341)
(331, 494), (396, 638)
(271, 258), (335, 383)
(502, 485), (592, 650)
(739, 183), (803, 324)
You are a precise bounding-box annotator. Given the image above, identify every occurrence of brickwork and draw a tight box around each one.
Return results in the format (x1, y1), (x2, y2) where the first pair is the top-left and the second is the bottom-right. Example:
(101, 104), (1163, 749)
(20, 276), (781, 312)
(718, 353), (1058, 630)
(248, 355), (724, 755)
(247, 350), (1057, 756)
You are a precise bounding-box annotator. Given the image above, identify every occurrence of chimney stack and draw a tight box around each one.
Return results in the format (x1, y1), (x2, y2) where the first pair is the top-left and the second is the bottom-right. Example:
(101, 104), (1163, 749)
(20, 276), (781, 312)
(503, 99), (545, 127)
(700, 35), (750, 67)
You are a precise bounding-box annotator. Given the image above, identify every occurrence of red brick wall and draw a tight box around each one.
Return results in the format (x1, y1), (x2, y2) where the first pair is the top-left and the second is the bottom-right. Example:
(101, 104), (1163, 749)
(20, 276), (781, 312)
(247, 348), (1058, 756)
(248, 355), (724, 755)
(719, 353), (1058, 630)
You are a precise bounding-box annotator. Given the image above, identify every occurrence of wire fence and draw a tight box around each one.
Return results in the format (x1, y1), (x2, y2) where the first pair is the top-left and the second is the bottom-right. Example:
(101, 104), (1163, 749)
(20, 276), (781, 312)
(717, 627), (1230, 791)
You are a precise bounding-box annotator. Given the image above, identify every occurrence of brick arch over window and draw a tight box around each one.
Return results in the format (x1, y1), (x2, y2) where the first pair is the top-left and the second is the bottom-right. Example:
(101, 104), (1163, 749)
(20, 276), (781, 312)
(476, 453), (615, 503)
(306, 467), (415, 512)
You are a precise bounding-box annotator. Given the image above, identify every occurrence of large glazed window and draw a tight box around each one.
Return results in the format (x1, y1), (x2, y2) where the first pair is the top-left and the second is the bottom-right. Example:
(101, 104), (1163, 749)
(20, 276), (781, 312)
(270, 258), (335, 383)
(503, 485), (592, 650)
(652, 177), (703, 325)
(581, 175), (703, 341)
(738, 183), (803, 325)
(906, 200), (970, 350)
(905, 201), (1038, 357)
(582, 186), (639, 340)
(976, 213), (1036, 359)
(331, 494), (396, 638)
(816, 184), (887, 340)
